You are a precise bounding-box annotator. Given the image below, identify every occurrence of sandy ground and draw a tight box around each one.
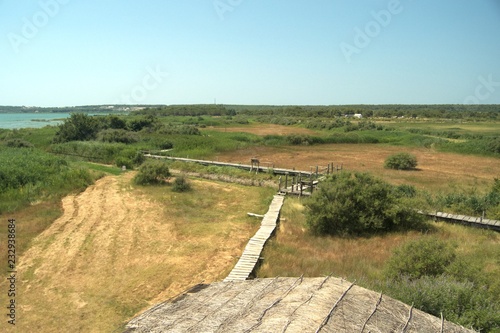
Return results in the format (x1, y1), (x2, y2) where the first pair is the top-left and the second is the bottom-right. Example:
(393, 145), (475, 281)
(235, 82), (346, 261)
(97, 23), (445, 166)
(10, 173), (259, 333)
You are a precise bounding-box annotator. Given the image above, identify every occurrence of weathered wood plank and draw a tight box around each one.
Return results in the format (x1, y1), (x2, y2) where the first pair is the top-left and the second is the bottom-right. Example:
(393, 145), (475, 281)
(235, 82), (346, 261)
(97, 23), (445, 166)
(224, 195), (284, 282)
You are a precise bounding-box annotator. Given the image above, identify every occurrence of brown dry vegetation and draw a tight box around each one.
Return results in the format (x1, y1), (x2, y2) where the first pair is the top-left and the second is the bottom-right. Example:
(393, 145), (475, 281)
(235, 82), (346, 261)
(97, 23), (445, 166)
(208, 123), (318, 136)
(1, 173), (274, 333)
(216, 144), (500, 192)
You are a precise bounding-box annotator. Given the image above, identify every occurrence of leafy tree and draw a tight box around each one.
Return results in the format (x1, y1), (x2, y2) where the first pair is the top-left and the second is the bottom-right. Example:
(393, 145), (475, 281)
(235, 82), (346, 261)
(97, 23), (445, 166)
(305, 172), (423, 236)
(128, 115), (158, 132)
(105, 115), (127, 129)
(384, 152), (418, 170)
(134, 160), (171, 185)
(53, 113), (99, 143)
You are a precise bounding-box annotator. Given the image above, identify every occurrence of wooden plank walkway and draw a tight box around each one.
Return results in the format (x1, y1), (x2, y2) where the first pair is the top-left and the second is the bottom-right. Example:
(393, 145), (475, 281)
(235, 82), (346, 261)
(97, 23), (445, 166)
(224, 194), (285, 282)
(144, 154), (313, 177)
(419, 210), (500, 231)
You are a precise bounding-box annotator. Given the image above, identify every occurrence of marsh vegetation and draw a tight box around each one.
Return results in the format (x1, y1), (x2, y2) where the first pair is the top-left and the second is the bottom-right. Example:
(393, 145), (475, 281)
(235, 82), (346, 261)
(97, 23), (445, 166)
(0, 104), (499, 331)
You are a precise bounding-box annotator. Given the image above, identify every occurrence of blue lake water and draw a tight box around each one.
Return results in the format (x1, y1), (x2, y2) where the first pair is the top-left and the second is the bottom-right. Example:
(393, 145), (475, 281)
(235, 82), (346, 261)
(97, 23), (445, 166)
(0, 113), (124, 129)
(0, 113), (71, 129)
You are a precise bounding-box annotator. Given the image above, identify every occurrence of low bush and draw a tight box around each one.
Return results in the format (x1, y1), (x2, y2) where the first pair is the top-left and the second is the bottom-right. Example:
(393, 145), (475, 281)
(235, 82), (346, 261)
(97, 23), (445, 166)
(50, 141), (127, 164)
(116, 149), (145, 167)
(0, 148), (68, 192)
(115, 157), (134, 170)
(487, 137), (500, 154)
(393, 184), (417, 198)
(158, 140), (173, 150)
(0, 147), (94, 213)
(305, 172), (424, 236)
(172, 175), (191, 192)
(157, 124), (201, 135)
(383, 236), (500, 331)
(97, 129), (139, 144)
(386, 275), (500, 332)
(285, 134), (322, 145)
(433, 179), (500, 218)
(134, 160), (171, 185)
(385, 238), (456, 280)
(384, 152), (418, 170)
(4, 138), (34, 148)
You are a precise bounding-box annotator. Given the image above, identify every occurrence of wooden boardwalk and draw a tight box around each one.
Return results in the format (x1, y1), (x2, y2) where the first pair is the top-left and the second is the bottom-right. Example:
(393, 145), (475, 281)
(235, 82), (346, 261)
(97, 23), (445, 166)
(144, 154), (315, 177)
(224, 195), (285, 282)
(420, 210), (500, 231)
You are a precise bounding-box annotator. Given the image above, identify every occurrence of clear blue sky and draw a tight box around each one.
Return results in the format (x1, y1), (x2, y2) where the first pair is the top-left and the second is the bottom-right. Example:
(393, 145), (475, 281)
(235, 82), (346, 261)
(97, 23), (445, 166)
(1, 0), (499, 107)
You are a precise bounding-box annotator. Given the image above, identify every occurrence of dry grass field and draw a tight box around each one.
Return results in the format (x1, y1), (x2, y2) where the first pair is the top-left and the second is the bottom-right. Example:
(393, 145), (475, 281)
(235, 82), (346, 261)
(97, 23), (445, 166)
(208, 123), (318, 136)
(216, 144), (500, 192)
(0, 172), (274, 333)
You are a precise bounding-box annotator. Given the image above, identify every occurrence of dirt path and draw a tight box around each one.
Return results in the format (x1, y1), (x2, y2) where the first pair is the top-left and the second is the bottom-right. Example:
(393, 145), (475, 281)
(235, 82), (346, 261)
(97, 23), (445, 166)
(12, 173), (263, 333)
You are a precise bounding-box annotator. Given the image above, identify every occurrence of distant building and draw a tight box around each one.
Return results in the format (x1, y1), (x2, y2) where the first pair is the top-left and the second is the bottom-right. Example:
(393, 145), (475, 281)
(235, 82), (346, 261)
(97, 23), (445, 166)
(344, 113), (363, 119)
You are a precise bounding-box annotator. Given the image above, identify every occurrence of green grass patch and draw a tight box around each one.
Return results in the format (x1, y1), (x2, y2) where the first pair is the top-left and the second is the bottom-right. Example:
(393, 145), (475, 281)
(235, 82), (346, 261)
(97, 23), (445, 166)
(72, 161), (124, 176)
(0, 147), (96, 214)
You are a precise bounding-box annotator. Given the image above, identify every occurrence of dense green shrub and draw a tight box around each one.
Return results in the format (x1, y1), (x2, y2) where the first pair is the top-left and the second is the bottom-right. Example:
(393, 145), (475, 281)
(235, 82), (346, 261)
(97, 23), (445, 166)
(393, 184), (417, 198)
(172, 175), (191, 192)
(285, 134), (322, 145)
(53, 113), (100, 143)
(434, 179), (500, 218)
(103, 115), (127, 129)
(128, 115), (158, 132)
(384, 237), (500, 331)
(134, 160), (171, 185)
(115, 157), (134, 170)
(0, 147), (93, 213)
(97, 129), (139, 144)
(385, 238), (456, 280)
(4, 138), (34, 148)
(157, 124), (201, 135)
(0, 148), (68, 192)
(158, 141), (174, 150)
(487, 137), (500, 154)
(116, 149), (145, 167)
(305, 172), (424, 236)
(384, 152), (418, 170)
(50, 141), (126, 163)
(386, 275), (500, 332)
